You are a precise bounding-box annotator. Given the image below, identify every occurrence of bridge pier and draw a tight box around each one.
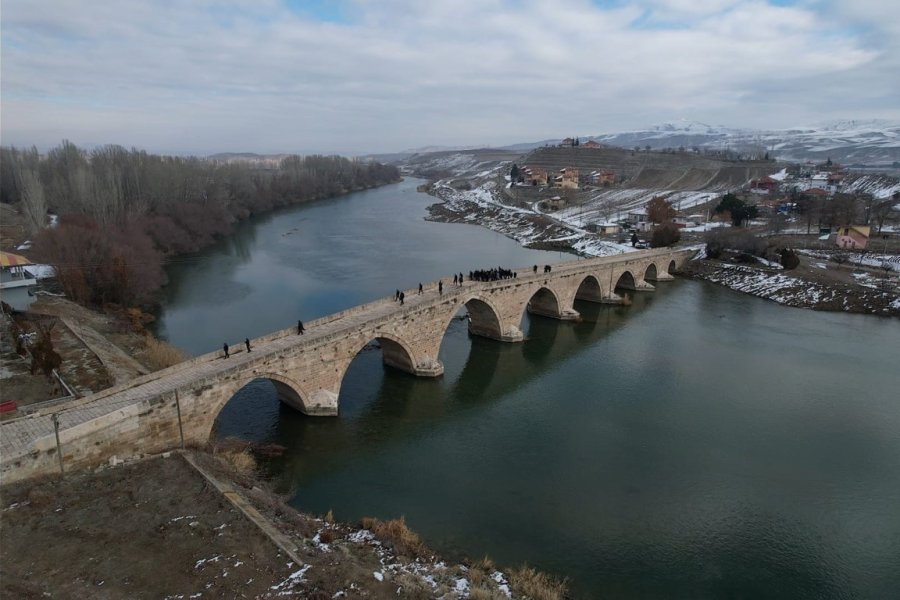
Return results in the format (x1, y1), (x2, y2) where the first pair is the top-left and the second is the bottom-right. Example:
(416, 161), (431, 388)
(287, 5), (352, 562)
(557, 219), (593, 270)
(527, 304), (581, 320)
(634, 281), (656, 292)
(652, 273), (675, 282)
(305, 390), (339, 416)
(412, 359), (444, 377)
(467, 322), (525, 343)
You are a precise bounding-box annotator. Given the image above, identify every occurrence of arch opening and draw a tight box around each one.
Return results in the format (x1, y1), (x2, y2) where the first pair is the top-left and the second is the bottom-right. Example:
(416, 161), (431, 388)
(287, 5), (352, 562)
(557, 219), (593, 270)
(575, 275), (604, 303)
(614, 271), (636, 291)
(644, 263), (658, 281)
(464, 297), (504, 340)
(668, 259), (677, 274)
(211, 375), (308, 443)
(373, 336), (417, 374)
(526, 287), (562, 318)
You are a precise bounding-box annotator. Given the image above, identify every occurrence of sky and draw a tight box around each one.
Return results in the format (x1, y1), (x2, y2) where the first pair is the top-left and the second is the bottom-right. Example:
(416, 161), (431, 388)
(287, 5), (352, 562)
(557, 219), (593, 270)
(2, 0), (899, 155)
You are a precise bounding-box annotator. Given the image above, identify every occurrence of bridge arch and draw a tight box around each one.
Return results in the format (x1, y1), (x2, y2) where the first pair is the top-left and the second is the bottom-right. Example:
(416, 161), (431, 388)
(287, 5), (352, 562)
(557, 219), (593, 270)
(644, 263), (658, 281)
(203, 372), (311, 441)
(614, 270), (636, 290)
(347, 332), (418, 375)
(574, 274), (606, 302)
(525, 286), (563, 319)
(441, 294), (505, 341)
(668, 259), (677, 274)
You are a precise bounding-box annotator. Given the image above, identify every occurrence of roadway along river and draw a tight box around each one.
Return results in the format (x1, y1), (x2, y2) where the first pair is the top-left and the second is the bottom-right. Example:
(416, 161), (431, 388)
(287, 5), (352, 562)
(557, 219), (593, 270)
(156, 178), (900, 599)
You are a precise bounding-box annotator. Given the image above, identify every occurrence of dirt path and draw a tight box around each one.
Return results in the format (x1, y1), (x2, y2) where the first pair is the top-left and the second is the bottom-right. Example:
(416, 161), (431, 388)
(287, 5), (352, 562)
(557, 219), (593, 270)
(58, 316), (148, 384)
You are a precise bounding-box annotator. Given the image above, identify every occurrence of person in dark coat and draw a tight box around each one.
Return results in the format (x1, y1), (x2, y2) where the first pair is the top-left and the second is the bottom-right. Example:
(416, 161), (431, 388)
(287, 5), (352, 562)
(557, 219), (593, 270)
(418, 283), (423, 294)
(245, 338), (251, 352)
(297, 320), (305, 335)
(631, 232), (639, 247)
(399, 291), (405, 305)
(223, 342), (229, 358)
(438, 280), (443, 295)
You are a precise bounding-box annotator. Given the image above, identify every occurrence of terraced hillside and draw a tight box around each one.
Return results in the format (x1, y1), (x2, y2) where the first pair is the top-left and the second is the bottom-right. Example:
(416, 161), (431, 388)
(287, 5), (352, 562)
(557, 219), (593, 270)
(520, 146), (775, 191)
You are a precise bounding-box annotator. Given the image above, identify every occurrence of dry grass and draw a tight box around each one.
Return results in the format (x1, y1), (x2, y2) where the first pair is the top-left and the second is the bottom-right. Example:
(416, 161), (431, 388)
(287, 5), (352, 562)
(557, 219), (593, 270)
(144, 335), (187, 370)
(469, 587), (510, 600)
(359, 516), (426, 558)
(508, 565), (569, 600)
(207, 439), (258, 483)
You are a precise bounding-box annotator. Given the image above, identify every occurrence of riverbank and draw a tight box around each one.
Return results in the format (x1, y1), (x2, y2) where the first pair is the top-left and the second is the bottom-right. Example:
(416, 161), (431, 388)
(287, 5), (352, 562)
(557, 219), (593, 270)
(682, 252), (900, 316)
(0, 447), (565, 599)
(421, 178), (900, 317)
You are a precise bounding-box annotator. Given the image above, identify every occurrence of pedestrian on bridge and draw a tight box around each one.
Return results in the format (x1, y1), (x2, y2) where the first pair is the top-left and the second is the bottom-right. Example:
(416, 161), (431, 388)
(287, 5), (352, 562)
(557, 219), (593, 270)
(438, 280), (443, 295)
(297, 320), (305, 335)
(223, 343), (229, 358)
(453, 274), (458, 286)
(395, 289), (400, 301)
(399, 291), (405, 305)
(245, 338), (251, 353)
(533, 265), (538, 274)
(459, 272), (464, 286)
(418, 283), (423, 294)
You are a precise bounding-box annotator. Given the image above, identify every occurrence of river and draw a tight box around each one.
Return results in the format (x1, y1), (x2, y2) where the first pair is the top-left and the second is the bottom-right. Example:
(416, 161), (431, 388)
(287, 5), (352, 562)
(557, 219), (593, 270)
(156, 178), (900, 599)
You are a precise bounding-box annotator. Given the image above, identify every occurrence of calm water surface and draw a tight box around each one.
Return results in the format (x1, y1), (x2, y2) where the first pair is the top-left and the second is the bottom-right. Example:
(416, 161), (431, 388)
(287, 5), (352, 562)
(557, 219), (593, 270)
(157, 179), (900, 599)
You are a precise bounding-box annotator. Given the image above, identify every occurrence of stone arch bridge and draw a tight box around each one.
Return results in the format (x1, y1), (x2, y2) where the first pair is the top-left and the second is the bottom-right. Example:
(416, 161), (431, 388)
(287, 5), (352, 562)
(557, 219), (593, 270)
(1, 248), (692, 482)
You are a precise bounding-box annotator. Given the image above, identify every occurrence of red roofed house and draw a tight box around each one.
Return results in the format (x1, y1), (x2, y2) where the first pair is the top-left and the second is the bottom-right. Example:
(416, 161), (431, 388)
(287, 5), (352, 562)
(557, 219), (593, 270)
(750, 176), (779, 193)
(582, 140), (601, 149)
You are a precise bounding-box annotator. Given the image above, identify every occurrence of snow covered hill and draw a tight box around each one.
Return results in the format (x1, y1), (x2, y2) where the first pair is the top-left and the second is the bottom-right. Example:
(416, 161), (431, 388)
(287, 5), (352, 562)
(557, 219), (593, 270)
(504, 119), (900, 167)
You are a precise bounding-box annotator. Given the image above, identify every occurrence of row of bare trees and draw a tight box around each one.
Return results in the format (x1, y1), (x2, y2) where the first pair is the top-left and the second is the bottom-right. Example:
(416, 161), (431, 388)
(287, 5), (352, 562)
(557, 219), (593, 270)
(787, 189), (896, 234)
(1, 141), (400, 308)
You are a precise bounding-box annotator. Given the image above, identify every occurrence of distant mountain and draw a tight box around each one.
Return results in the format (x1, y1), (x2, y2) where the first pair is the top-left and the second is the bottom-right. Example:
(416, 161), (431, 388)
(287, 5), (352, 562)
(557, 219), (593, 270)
(501, 119), (900, 166)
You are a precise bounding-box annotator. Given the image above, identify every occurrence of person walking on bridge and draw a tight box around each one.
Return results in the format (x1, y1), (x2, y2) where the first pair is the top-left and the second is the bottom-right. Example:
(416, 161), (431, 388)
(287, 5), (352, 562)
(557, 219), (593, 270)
(399, 291), (405, 305)
(223, 342), (229, 358)
(245, 338), (251, 353)
(418, 283), (423, 295)
(297, 320), (305, 335)
(438, 280), (443, 296)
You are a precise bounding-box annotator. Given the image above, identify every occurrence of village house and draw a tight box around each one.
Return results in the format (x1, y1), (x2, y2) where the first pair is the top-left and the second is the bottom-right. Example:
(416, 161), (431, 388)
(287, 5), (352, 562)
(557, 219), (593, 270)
(835, 225), (870, 250)
(587, 222), (620, 234)
(808, 172), (830, 190)
(0, 251), (38, 311)
(560, 137), (574, 148)
(555, 168), (579, 189)
(749, 176), (779, 194)
(588, 170), (616, 186)
(582, 140), (602, 149)
(523, 166), (549, 187)
(625, 208), (652, 232)
(545, 195), (566, 210)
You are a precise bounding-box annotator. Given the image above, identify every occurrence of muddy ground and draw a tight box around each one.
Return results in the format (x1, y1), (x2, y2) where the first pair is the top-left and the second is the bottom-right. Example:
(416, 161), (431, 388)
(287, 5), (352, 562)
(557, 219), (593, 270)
(0, 450), (552, 599)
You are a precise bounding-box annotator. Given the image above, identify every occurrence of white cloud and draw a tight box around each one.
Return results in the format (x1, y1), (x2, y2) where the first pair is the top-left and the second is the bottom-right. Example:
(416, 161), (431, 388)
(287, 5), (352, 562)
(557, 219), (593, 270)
(1, 0), (897, 154)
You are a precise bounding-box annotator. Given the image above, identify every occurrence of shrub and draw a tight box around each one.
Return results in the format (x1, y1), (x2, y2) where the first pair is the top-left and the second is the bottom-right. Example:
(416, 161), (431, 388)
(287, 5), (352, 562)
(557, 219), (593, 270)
(144, 336), (187, 371)
(359, 516), (425, 558)
(508, 565), (569, 600)
(779, 248), (800, 270)
(650, 223), (681, 247)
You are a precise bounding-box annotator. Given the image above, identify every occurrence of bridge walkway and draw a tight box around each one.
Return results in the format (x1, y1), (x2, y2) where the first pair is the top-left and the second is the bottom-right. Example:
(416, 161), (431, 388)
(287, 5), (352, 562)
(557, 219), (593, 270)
(0, 249), (682, 464)
(0, 276), (488, 460)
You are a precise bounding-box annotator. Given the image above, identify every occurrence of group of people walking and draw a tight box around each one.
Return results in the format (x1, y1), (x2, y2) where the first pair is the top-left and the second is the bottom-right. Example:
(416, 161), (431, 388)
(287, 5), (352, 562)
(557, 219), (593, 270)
(223, 319), (305, 358)
(469, 267), (517, 282)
